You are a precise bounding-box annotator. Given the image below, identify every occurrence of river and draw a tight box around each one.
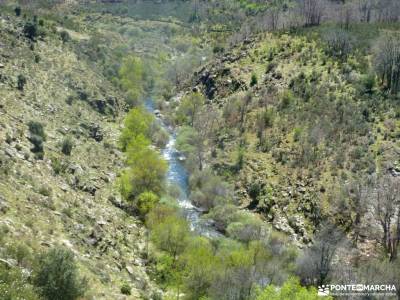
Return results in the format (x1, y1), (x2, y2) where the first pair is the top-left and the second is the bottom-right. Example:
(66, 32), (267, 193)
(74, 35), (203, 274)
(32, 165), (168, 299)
(145, 100), (220, 238)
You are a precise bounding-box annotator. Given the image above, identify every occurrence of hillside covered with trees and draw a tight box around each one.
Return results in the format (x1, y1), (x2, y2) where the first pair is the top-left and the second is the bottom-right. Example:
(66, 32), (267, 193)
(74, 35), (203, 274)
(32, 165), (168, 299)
(0, 0), (399, 299)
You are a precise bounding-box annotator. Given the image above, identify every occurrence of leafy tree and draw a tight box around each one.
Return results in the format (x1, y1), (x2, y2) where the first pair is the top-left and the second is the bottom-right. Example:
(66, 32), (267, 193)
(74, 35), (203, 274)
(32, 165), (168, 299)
(188, 168), (233, 211)
(119, 56), (144, 106)
(176, 92), (205, 126)
(34, 247), (87, 300)
(256, 277), (329, 300)
(120, 139), (167, 201)
(119, 107), (154, 151)
(177, 126), (205, 171)
(151, 214), (190, 261)
(209, 245), (254, 300)
(181, 237), (215, 299)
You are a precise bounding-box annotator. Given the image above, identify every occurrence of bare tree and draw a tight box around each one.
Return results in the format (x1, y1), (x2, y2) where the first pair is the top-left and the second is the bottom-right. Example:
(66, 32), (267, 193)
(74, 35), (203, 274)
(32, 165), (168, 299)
(369, 175), (400, 261)
(358, 0), (374, 22)
(297, 0), (324, 26)
(338, 2), (354, 29)
(344, 180), (371, 246)
(375, 0), (400, 23)
(374, 34), (400, 94)
(297, 222), (346, 286)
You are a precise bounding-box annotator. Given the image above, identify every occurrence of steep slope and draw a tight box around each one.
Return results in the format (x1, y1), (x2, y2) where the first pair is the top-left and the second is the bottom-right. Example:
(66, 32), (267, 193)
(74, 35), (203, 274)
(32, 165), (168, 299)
(0, 12), (158, 299)
(179, 29), (400, 245)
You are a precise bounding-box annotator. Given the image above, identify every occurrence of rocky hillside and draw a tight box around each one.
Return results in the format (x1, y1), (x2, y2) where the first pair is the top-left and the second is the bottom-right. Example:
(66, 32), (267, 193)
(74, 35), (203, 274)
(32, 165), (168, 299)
(0, 10), (159, 299)
(180, 29), (400, 245)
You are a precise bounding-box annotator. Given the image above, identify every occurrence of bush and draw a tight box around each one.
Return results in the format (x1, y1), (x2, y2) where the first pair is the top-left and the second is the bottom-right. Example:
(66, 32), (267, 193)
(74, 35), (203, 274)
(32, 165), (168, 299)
(17, 74), (27, 91)
(226, 215), (265, 244)
(137, 191), (159, 216)
(15, 6), (21, 17)
(204, 204), (239, 232)
(28, 135), (44, 156)
(35, 247), (87, 300)
(359, 73), (376, 94)
(120, 282), (131, 295)
(256, 277), (326, 300)
(213, 45), (225, 53)
(23, 22), (38, 41)
(60, 31), (70, 43)
(28, 121), (46, 157)
(28, 121), (46, 139)
(61, 136), (74, 155)
(250, 73), (258, 87)
(279, 90), (294, 110)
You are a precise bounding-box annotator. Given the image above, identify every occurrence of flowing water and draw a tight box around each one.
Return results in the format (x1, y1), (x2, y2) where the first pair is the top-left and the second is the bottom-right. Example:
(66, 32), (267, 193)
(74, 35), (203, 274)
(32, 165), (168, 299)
(145, 100), (220, 238)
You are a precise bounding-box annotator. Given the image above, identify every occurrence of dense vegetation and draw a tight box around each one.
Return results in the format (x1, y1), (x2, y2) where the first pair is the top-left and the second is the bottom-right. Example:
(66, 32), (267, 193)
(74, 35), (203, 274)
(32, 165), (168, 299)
(1, 0), (400, 299)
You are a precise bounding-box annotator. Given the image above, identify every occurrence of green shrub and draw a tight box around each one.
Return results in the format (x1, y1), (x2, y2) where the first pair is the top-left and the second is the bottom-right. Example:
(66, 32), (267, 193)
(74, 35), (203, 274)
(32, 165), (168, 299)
(35, 247), (87, 300)
(29, 135), (44, 158)
(28, 121), (46, 139)
(137, 191), (159, 216)
(17, 74), (27, 91)
(120, 282), (131, 295)
(250, 73), (258, 87)
(6, 242), (33, 266)
(28, 121), (46, 158)
(60, 30), (70, 43)
(266, 62), (277, 73)
(51, 157), (66, 174)
(38, 185), (52, 197)
(15, 6), (21, 16)
(23, 21), (38, 41)
(213, 45), (224, 53)
(359, 73), (375, 94)
(279, 90), (294, 110)
(0, 264), (39, 300)
(61, 136), (74, 155)
(256, 277), (326, 299)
